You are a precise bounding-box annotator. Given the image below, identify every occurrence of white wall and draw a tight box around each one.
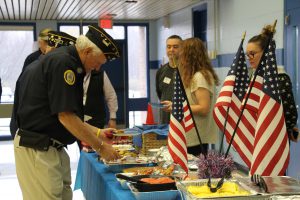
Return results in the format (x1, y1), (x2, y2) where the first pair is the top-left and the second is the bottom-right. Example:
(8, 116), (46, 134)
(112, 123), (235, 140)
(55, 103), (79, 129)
(153, 0), (216, 64)
(149, 0), (216, 104)
(149, 0), (285, 166)
(36, 20), (57, 36)
(218, 0), (284, 55)
(151, 0), (284, 62)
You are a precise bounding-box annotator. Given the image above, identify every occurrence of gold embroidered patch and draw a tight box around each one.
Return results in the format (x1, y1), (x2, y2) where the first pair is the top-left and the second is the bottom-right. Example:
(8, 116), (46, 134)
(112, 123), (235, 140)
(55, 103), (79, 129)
(64, 70), (75, 85)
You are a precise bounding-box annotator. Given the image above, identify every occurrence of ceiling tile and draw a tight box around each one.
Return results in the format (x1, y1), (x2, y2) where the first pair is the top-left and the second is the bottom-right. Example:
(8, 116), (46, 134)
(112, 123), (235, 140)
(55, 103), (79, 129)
(0, 0), (204, 21)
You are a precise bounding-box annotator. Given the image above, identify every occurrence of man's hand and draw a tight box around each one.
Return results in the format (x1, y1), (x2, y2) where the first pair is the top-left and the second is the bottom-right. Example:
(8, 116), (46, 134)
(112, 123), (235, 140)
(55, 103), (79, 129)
(96, 142), (120, 161)
(99, 128), (116, 142)
(290, 127), (299, 142)
(161, 100), (172, 112)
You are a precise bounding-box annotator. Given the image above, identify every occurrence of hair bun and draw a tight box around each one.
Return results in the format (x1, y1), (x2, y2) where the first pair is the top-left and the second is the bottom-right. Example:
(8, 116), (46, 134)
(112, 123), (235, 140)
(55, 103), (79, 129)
(261, 24), (275, 37)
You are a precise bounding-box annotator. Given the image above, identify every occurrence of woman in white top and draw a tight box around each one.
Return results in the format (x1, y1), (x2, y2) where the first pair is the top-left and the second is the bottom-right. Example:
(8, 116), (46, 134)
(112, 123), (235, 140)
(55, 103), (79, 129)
(163, 37), (219, 156)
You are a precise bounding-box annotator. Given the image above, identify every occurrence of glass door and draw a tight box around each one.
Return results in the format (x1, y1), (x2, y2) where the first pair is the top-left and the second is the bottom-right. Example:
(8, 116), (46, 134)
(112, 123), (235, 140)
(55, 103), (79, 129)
(0, 25), (34, 140)
(127, 25), (149, 127)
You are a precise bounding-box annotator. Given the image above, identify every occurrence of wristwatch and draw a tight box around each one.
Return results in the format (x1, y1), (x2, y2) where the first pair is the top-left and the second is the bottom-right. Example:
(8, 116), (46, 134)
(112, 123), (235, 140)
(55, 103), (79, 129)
(110, 118), (116, 121)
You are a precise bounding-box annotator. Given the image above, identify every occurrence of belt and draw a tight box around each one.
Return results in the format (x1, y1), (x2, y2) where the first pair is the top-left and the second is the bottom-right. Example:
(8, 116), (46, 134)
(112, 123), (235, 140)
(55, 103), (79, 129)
(17, 129), (65, 151)
(50, 139), (65, 150)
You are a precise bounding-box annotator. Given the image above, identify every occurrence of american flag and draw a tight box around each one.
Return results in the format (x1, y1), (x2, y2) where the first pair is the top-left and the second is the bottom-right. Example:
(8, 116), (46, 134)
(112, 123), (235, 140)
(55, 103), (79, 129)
(168, 71), (194, 174)
(245, 39), (290, 176)
(213, 41), (256, 168)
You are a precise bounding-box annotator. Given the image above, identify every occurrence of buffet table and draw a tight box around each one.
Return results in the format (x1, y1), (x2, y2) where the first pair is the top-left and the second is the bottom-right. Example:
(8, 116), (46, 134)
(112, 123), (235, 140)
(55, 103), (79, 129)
(74, 152), (300, 200)
(74, 152), (136, 200)
(74, 152), (180, 200)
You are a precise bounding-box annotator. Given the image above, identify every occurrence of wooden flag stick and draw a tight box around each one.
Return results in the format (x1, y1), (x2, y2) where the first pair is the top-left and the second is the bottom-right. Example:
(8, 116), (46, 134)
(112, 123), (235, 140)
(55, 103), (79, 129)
(242, 31), (246, 40)
(272, 20), (277, 33)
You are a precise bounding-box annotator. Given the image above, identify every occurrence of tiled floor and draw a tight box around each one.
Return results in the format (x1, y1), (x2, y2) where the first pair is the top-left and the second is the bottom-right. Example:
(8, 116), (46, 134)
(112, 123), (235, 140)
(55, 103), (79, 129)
(0, 140), (85, 200)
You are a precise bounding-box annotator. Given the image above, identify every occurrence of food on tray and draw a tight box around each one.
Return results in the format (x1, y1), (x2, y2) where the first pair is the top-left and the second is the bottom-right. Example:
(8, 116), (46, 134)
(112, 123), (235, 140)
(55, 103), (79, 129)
(123, 165), (174, 176)
(112, 144), (132, 149)
(119, 151), (137, 157)
(112, 144), (135, 150)
(140, 177), (175, 184)
(123, 167), (154, 174)
(187, 182), (250, 197)
(113, 129), (125, 134)
(148, 148), (160, 155)
(112, 129), (139, 137)
(112, 145), (136, 156)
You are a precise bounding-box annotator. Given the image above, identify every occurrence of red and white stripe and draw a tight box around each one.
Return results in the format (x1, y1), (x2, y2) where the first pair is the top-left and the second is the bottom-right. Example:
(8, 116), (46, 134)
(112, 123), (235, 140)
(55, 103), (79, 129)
(168, 100), (193, 174)
(214, 75), (256, 168)
(243, 73), (289, 176)
(250, 92), (290, 176)
(183, 101), (194, 132)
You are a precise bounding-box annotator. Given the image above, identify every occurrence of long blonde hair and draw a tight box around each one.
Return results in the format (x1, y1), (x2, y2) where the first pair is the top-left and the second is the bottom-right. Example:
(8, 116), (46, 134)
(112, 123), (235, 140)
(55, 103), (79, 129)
(178, 37), (219, 88)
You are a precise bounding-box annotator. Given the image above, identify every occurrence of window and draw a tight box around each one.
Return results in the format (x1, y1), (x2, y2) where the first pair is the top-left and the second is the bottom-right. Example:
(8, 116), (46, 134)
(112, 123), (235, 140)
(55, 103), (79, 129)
(0, 25), (35, 103)
(129, 111), (147, 127)
(58, 24), (125, 39)
(83, 25), (125, 39)
(0, 24), (34, 138)
(127, 26), (147, 99)
(59, 25), (80, 38)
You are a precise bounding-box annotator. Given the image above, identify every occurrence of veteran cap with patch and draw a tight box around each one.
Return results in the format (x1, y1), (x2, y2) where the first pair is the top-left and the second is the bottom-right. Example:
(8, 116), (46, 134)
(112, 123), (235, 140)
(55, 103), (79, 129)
(85, 25), (121, 61)
(48, 31), (76, 48)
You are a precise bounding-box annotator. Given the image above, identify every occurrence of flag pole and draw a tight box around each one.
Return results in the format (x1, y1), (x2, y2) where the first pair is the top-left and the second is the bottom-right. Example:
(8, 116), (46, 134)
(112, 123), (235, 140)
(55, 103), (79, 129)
(209, 20), (277, 193)
(218, 31), (247, 154)
(224, 20), (277, 158)
(172, 56), (207, 158)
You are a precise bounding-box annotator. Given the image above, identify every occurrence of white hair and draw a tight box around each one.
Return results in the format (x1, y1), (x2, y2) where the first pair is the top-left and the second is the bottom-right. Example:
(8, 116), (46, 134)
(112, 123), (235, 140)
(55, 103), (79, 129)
(75, 35), (102, 56)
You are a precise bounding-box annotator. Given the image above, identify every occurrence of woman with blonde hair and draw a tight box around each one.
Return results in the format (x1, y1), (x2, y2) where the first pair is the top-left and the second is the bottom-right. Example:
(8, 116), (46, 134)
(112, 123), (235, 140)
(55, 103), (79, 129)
(163, 37), (219, 156)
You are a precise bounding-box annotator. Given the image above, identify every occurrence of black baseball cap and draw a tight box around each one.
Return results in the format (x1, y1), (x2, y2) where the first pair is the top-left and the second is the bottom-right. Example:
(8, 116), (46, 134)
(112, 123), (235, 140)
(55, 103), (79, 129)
(85, 25), (121, 61)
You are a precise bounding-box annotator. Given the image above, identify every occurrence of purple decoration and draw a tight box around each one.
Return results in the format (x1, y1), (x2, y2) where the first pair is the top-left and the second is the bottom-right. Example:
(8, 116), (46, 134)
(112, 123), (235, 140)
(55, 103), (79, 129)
(196, 151), (236, 179)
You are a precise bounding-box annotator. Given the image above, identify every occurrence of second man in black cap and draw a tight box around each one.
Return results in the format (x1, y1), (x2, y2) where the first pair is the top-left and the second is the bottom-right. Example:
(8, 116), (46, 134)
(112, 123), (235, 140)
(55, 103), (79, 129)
(14, 26), (121, 200)
(10, 31), (77, 138)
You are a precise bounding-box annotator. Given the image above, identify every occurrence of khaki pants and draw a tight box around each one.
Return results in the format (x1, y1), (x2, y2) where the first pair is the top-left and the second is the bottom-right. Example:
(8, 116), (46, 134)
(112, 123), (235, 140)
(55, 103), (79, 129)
(14, 134), (72, 200)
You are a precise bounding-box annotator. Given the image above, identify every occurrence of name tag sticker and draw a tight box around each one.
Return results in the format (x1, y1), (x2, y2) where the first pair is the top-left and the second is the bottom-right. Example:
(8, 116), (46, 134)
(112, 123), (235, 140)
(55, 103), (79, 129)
(163, 77), (171, 84)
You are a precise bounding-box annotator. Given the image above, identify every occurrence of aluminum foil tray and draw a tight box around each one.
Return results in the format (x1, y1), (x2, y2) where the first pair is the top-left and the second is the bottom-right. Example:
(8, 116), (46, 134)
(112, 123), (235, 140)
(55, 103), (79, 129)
(236, 176), (300, 196)
(176, 179), (262, 200)
(103, 161), (154, 173)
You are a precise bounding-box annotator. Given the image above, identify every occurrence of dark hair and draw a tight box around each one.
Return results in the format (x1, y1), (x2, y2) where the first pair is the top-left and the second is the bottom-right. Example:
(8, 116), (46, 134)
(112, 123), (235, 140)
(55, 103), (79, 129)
(248, 25), (275, 50)
(167, 35), (182, 41)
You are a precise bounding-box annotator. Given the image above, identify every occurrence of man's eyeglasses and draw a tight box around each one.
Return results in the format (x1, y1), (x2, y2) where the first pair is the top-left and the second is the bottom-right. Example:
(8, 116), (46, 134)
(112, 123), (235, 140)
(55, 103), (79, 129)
(246, 51), (261, 59)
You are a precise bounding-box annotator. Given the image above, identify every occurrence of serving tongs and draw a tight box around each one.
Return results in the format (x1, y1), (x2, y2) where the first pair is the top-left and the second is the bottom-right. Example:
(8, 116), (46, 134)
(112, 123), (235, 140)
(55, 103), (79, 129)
(115, 173), (147, 184)
(206, 168), (231, 193)
(251, 174), (268, 193)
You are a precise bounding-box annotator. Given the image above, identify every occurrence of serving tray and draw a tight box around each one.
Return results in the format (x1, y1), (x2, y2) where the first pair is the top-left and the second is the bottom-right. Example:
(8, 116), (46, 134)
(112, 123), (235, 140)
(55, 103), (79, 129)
(176, 179), (259, 199)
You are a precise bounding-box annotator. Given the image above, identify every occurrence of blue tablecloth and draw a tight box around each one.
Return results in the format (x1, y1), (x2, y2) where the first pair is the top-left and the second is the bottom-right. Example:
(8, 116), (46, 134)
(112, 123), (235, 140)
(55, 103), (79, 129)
(74, 152), (136, 200)
(74, 152), (181, 200)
